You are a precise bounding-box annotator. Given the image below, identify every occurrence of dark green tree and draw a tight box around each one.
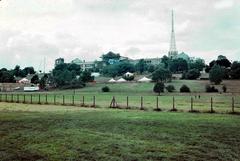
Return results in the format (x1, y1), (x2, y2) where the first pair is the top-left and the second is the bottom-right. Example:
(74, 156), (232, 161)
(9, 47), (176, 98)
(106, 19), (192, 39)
(189, 58), (205, 71)
(153, 82), (165, 95)
(182, 69), (200, 80)
(161, 55), (170, 68)
(209, 64), (223, 85)
(101, 51), (120, 65)
(80, 71), (94, 83)
(230, 61), (240, 79)
(152, 67), (172, 82)
(31, 75), (39, 84)
(39, 74), (48, 89)
(135, 59), (146, 74)
(169, 58), (188, 73)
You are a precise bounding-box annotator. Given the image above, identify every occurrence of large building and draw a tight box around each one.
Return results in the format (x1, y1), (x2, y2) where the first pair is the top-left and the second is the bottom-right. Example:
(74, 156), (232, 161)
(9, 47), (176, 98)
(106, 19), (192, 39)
(168, 10), (178, 59)
(71, 58), (95, 71)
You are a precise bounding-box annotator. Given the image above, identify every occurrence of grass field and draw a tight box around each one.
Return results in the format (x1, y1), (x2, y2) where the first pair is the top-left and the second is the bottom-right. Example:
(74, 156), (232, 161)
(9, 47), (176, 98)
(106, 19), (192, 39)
(0, 103), (240, 161)
(1, 80), (240, 113)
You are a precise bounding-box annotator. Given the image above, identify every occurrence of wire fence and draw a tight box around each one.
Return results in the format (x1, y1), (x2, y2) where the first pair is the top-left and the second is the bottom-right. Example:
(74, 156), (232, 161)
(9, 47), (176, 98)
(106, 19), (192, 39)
(0, 93), (239, 114)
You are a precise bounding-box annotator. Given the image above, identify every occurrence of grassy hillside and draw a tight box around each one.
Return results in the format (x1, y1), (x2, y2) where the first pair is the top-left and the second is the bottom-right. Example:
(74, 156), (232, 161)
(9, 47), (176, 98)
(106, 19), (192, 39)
(0, 103), (240, 161)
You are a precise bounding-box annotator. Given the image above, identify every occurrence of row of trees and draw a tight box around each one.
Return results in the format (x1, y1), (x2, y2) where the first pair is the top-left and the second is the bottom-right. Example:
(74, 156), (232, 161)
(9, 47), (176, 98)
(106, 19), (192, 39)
(100, 51), (205, 79)
(208, 55), (240, 84)
(0, 66), (36, 83)
(51, 63), (94, 88)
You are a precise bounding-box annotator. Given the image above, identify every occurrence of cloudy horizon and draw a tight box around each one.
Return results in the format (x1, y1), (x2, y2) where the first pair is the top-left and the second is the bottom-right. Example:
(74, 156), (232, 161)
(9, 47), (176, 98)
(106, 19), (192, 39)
(0, 0), (239, 72)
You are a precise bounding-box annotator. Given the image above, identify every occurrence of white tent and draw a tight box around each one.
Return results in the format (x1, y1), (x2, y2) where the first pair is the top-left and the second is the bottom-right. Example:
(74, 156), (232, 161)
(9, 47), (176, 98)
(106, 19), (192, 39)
(124, 72), (134, 77)
(117, 78), (127, 82)
(108, 78), (116, 83)
(138, 77), (151, 82)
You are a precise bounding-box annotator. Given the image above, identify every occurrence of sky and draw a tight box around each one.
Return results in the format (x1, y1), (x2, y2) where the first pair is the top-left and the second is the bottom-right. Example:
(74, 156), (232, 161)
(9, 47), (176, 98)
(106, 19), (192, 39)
(0, 0), (239, 72)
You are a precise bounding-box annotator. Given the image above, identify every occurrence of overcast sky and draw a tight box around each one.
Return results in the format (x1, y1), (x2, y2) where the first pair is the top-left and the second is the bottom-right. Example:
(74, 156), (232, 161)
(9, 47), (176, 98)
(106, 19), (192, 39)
(0, 0), (239, 72)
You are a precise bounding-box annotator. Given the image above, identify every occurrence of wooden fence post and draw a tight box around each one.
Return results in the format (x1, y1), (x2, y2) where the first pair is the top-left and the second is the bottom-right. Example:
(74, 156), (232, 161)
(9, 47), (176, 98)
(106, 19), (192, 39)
(23, 94), (26, 103)
(140, 96), (144, 110)
(232, 97), (235, 113)
(92, 96), (96, 107)
(156, 96), (159, 110)
(172, 96), (175, 110)
(45, 94), (48, 104)
(38, 94), (41, 104)
(82, 96), (85, 106)
(0, 94), (2, 102)
(54, 95), (56, 105)
(126, 96), (129, 109)
(11, 94), (13, 102)
(72, 95), (75, 105)
(63, 95), (65, 105)
(5, 94), (7, 102)
(30, 94), (33, 104)
(17, 94), (19, 103)
(190, 97), (193, 111)
(210, 97), (214, 113)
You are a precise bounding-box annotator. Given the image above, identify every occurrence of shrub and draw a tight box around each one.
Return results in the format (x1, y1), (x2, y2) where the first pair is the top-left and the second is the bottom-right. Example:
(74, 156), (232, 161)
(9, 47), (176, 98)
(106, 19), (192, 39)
(153, 82), (165, 95)
(222, 85), (227, 93)
(180, 85), (191, 93)
(205, 85), (218, 92)
(102, 86), (110, 92)
(165, 85), (175, 92)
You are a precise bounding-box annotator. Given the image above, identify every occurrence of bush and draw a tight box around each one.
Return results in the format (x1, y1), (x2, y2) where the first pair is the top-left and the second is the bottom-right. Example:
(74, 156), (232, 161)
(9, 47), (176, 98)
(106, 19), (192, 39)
(205, 85), (218, 92)
(165, 85), (175, 92)
(102, 86), (110, 92)
(180, 85), (190, 93)
(153, 82), (165, 95)
(222, 85), (227, 93)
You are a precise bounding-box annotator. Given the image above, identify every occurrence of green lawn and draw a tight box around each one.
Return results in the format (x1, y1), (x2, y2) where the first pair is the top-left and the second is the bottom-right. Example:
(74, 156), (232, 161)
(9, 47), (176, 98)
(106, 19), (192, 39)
(0, 103), (240, 161)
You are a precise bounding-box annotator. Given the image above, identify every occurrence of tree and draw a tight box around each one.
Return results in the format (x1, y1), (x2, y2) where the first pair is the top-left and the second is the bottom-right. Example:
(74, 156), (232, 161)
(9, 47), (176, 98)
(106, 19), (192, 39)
(39, 74), (48, 89)
(13, 65), (22, 77)
(22, 67), (36, 75)
(101, 51), (120, 65)
(209, 64), (223, 85)
(230, 61), (240, 79)
(67, 63), (81, 75)
(52, 63), (84, 87)
(161, 55), (170, 68)
(147, 65), (155, 73)
(153, 82), (165, 95)
(102, 62), (135, 77)
(80, 71), (94, 83)
(0, 71), (15, 83)
(135, 59), (146, 74)
(182, 69), (200, 80)
(216, 55), (231, 68)
(169, 58), (188, 73)
(152, 67), (172, 82)
(189, 58), (205, 71)
(31, 75), (39, 84)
